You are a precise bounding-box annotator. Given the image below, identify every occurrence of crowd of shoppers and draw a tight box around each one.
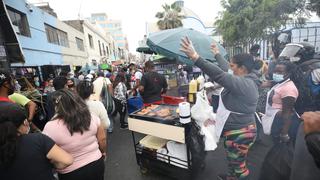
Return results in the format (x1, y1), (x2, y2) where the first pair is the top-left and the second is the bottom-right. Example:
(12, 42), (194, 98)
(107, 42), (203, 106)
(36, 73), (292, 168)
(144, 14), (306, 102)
(1, 34), (320, 180)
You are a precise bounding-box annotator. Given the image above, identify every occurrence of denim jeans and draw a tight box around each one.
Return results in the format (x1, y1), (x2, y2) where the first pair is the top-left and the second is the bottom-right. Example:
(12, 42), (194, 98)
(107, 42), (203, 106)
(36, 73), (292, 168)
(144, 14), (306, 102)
(107, 114), (114, 132)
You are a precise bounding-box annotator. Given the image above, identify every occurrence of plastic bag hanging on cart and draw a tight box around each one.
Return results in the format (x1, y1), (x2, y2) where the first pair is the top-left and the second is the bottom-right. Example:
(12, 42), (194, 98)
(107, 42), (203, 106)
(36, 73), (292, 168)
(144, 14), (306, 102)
(191, 90), (218, 151)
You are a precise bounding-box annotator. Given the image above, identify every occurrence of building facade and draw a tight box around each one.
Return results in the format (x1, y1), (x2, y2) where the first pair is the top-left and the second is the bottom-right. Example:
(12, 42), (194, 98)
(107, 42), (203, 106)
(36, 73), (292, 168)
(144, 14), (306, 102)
(0, 0), (24, 69)
(4, 0), (87, 68)
(64, 20), (115, 65)
(89, 13), (129, 62)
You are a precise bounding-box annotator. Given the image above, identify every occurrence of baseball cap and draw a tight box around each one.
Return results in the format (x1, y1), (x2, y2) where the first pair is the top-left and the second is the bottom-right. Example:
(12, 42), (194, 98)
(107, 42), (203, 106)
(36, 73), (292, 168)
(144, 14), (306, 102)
(0, 69), (12, 86)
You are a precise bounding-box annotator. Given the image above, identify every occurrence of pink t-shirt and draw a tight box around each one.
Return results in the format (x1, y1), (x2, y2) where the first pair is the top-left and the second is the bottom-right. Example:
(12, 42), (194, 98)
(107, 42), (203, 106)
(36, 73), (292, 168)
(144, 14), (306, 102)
(271, 81), (299, 109)
(43, 114), (102, 174)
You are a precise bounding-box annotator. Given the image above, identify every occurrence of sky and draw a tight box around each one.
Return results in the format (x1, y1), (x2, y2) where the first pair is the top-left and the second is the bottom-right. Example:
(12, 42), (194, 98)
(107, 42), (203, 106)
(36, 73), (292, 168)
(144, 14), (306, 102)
(29, 0), (320, 54)
(29, 0), (223, 53)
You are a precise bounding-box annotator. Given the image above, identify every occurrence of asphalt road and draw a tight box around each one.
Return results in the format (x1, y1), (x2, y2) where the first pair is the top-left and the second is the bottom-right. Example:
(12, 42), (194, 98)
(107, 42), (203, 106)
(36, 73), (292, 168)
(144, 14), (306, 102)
(105, 114), (273, 180)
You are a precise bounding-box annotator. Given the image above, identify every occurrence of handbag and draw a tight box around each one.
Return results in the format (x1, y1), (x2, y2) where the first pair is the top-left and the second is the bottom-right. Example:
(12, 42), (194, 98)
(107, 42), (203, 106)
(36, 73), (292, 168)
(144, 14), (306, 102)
(101, 80), (115, 114)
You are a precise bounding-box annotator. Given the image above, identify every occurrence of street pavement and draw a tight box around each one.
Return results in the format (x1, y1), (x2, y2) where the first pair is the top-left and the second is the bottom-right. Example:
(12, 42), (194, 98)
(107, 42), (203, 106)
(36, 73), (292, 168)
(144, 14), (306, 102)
(105, 87), (272, 180)
(105, 115), (273, 180)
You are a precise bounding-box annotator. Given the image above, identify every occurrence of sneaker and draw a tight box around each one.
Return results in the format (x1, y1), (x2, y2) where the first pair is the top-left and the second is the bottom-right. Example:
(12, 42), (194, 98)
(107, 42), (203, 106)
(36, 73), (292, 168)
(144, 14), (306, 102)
(120, 125), (128, 129)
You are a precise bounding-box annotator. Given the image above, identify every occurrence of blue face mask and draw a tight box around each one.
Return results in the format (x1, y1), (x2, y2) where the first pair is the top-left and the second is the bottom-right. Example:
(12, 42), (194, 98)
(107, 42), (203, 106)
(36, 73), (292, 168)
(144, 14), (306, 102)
(228, 69), (234, 75)
(35, 81), (40, 87)
(273, 73), (284, 82)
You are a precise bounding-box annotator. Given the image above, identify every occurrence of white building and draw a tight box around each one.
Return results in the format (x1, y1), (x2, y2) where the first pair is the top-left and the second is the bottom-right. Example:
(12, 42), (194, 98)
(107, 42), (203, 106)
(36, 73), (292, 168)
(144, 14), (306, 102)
(56, 21), (87, 66)
(65, 20), (115, 65)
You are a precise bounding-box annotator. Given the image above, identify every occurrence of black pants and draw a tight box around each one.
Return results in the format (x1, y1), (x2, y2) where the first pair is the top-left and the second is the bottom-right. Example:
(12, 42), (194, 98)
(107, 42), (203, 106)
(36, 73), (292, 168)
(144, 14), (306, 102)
(114, 98), (127, 127)
(271, 113), (301, 145)
(58, 158), (104, 180)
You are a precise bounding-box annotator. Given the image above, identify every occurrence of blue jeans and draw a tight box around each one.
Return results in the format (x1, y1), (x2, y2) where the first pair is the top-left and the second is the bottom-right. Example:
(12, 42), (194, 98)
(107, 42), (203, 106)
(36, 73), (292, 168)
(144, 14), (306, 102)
(107, 114), (114, 132)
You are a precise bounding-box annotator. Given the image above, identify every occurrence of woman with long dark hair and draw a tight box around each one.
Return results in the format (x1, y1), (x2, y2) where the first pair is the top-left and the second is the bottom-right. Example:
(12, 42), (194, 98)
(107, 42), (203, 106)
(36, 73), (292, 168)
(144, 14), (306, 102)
(0, 102), (73, 180)
(77, 80), (110, 129)
(113, 73), (128, 129)
(43, 89), (106, 180)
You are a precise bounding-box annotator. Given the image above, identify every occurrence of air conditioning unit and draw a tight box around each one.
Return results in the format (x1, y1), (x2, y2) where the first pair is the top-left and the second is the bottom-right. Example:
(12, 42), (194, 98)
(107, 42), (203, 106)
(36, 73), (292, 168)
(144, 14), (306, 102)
(12, 25), (20, 34)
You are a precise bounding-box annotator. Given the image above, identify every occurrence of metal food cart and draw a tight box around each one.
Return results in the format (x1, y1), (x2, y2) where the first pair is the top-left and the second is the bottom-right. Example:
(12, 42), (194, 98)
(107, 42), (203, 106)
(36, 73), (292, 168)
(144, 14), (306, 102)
(128, 104), (194, 179)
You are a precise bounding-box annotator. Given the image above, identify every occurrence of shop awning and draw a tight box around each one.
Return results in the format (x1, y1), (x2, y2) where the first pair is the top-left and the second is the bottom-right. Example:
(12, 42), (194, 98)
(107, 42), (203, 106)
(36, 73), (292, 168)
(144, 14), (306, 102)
(136, 47), (155, 54)
(112, 60), (123, 66)
(0, 1), (25, 64)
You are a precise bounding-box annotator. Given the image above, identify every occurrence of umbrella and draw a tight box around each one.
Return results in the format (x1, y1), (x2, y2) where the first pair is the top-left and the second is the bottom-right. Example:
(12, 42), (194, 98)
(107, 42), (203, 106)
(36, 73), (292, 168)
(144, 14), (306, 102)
(147, 28), (227, 65)
(100, 63), (111, 70)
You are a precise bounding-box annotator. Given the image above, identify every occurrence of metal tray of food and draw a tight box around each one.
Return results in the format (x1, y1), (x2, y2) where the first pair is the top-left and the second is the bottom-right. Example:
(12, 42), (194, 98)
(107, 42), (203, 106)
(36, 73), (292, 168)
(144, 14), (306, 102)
(129, 104), (180, 125)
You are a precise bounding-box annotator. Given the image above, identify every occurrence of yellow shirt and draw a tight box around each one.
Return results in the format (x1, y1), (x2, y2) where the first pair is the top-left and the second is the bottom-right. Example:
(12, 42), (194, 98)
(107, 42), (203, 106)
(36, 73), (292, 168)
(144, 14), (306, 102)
(9, 93), (31, 106)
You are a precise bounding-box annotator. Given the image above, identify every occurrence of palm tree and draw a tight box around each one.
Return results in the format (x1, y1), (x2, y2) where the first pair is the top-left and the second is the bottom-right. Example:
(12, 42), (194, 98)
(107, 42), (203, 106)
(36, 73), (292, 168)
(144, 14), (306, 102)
(156, 3), (185, 30)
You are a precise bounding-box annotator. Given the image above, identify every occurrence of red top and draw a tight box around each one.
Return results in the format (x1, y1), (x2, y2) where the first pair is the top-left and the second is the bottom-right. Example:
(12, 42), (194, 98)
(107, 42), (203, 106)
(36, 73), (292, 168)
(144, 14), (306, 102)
(0, 96), (13, 103)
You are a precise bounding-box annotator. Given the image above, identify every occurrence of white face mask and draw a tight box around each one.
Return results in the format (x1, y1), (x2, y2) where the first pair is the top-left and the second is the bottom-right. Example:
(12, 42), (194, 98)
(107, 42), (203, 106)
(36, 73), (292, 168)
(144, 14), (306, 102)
(273, 73), (284, 82)
(228, 69), (234, 75)
(290, 57), (300, 62)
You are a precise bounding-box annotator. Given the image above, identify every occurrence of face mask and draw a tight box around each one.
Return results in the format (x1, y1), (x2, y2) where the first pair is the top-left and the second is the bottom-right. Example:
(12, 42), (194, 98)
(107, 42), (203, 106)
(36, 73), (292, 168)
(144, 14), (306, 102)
(290, 57), (300, 62)
(35, 81), (40, 87)
(273, 73), (284, 82)
(228, 69), (234, 75)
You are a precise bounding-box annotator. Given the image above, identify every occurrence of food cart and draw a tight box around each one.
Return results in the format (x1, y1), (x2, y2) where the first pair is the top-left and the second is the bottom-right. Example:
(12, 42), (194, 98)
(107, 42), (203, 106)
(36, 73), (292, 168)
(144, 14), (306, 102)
(128, 104), (195, 179)
(151, 55), (178, 89)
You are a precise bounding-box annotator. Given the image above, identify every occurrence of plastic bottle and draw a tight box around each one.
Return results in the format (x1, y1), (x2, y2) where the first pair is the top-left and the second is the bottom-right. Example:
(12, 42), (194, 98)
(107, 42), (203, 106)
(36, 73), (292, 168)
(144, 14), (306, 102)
(189, 78), (198, 93)
(197, 75), (205, 90)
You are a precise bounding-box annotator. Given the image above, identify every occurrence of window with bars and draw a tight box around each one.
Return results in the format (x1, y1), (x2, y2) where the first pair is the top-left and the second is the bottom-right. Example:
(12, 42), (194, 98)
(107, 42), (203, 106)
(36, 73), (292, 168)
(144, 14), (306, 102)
(7, 6), (31, 37)
(44, 24), (69, 47)
(76, 37), (84, 51)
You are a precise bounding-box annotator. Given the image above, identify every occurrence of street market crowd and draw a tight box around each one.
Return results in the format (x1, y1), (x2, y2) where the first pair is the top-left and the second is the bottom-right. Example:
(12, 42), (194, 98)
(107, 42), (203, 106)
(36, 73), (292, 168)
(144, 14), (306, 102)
(1, 38), (320, 180)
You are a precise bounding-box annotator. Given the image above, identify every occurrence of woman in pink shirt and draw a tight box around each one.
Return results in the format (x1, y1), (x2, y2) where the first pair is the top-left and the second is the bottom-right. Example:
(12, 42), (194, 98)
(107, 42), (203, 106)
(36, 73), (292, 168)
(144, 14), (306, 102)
(263, 60), (300, 144)
(43, 89), (106, 180)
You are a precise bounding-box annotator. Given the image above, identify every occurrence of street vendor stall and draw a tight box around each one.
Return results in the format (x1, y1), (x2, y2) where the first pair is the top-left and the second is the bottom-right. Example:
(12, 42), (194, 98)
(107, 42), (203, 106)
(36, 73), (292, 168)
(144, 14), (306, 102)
(128, 101), (206, 180)
(151, 55), (178, 89)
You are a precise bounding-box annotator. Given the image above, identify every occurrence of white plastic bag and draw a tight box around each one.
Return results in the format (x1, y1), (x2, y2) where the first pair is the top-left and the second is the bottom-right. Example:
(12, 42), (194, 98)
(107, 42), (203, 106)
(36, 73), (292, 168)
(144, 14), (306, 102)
(191, 90), (212, 122)
(191, 90), (218, 151)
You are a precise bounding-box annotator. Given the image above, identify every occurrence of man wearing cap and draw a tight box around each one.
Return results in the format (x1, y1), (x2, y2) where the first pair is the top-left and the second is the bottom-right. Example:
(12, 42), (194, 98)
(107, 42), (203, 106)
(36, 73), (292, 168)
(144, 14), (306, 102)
(0, 69), (38, 131)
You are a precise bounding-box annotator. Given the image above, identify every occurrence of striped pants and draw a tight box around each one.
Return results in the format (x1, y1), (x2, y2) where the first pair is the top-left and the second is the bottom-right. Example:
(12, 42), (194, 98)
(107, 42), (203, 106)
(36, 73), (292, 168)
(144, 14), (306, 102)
(223, 124), (257, 180)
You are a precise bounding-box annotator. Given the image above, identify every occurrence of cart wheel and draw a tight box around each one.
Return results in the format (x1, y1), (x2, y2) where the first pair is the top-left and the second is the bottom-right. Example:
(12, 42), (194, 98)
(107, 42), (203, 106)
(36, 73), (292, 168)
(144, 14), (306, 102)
(140, 166), (148, 174)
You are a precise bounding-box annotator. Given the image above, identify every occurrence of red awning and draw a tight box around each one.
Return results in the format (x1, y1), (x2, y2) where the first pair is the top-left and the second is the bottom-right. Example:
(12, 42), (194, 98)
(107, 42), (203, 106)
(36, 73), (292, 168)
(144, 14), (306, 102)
(112, 60), (123, 66)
